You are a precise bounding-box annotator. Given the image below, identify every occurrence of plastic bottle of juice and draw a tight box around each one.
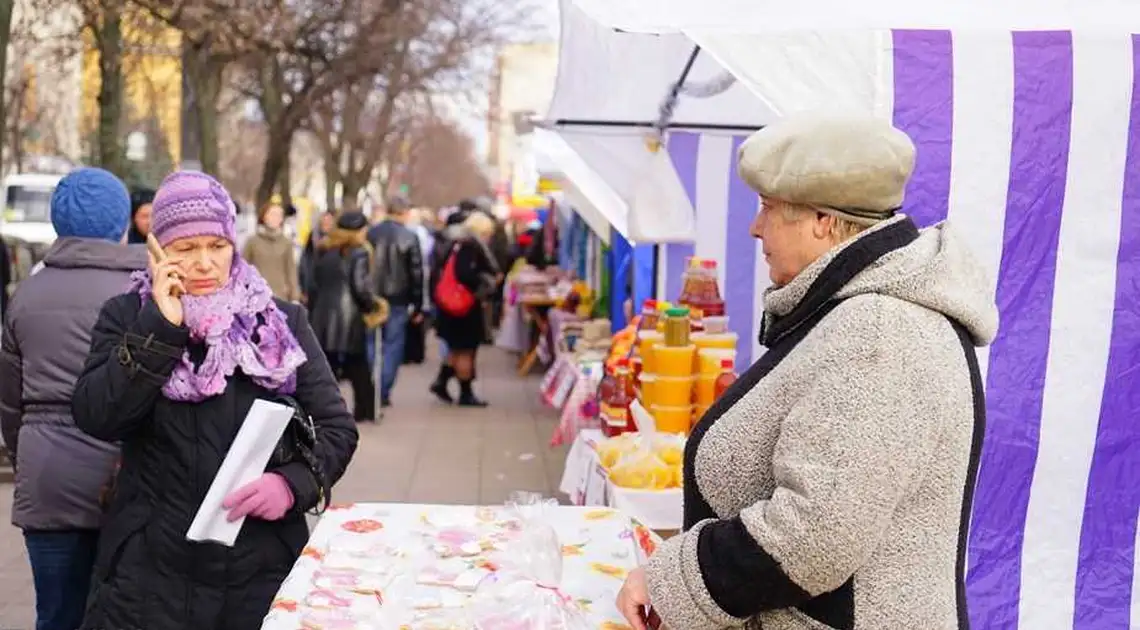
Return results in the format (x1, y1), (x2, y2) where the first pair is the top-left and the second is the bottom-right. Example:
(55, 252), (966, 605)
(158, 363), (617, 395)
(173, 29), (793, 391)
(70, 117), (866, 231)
(600, 359), (636, 437)
(713, 359), (737, 399)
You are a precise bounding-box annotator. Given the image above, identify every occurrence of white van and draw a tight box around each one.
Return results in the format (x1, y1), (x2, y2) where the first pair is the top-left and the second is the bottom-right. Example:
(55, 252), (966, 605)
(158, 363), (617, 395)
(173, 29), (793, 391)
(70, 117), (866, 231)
(2, 173), (61, 280)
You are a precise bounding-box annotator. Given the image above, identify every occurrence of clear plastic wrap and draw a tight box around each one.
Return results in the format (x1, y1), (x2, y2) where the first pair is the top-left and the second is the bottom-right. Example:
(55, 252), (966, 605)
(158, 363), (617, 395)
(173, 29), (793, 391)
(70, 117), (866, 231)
(604, 402), (686, 490)
(468, 492), (592, 630)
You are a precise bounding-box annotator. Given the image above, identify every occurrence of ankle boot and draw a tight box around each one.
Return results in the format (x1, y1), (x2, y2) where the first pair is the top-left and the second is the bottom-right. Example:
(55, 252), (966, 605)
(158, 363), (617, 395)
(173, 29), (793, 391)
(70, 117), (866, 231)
(430, 365), (455, 403)
(456, 378), (488, 407)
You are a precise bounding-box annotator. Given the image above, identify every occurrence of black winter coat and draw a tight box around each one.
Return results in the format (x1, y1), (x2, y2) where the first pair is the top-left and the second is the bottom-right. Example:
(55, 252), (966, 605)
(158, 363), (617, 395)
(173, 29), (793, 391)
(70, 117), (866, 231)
(308, 235), (379, 356)
(433, 238), (497, 351)
(72, 293), (358, 630)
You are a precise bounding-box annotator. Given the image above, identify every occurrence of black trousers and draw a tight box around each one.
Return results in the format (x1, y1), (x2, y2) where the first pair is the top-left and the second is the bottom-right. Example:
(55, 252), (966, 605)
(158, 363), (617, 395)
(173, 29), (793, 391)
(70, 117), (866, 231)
(328, 352), (374, 421)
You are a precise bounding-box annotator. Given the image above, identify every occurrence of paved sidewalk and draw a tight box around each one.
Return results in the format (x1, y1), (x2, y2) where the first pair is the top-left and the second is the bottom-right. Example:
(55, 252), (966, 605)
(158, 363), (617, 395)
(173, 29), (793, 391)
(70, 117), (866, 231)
(0, 343), (566, 627)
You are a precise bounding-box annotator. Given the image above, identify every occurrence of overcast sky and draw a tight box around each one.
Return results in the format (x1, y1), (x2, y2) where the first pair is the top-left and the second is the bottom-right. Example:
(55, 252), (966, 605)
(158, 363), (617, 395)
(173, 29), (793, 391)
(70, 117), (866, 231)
(456, 0), (560, 157)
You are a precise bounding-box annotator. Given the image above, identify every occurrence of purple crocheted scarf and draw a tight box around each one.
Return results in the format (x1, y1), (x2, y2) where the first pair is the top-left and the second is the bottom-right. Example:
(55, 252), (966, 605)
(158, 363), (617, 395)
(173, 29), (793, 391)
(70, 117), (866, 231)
(128, 256), (307, 402)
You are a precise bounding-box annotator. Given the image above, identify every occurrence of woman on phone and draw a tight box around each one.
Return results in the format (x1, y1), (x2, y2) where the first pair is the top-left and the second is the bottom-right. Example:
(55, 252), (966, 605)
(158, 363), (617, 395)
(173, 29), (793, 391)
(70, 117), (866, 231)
(72, 171), (359, 629)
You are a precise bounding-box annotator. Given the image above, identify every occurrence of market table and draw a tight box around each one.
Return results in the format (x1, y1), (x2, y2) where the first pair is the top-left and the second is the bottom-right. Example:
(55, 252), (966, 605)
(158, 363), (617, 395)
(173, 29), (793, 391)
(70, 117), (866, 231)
(517, 296), (558, 375)
(260, 502), (658, 629)
(558, 429), (684, 533)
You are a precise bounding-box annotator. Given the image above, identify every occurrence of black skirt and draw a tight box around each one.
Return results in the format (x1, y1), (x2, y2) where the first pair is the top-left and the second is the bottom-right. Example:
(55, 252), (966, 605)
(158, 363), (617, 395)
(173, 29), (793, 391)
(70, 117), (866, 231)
(435, 302), (486, 351)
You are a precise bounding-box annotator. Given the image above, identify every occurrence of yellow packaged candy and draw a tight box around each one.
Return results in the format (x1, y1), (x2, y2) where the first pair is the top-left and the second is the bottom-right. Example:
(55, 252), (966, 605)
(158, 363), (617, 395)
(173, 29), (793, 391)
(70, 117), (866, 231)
(655, 442), (683, 466)
(609, 449), (673, 490)
(596, 433), (640, 470)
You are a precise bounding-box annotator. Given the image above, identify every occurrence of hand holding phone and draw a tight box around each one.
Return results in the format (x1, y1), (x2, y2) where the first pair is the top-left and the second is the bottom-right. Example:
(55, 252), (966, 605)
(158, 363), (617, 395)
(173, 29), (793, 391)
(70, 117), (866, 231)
(146, 233), (185, 326)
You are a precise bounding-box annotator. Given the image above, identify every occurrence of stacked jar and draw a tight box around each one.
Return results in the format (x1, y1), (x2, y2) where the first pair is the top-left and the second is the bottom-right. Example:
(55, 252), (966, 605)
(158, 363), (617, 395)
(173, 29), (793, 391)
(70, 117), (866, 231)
(638, 307), (695, 434)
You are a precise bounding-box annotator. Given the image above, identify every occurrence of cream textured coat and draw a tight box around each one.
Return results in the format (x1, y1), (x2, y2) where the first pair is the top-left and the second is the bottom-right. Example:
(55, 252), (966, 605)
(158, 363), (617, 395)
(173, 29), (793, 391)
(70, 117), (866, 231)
(647, 216), (999, 630)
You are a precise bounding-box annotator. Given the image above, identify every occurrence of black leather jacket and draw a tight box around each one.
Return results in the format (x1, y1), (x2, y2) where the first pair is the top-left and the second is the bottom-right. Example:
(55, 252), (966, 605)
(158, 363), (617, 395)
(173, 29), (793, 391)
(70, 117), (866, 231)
(367, 220), (423, 309)
(308, 244), (379, 355)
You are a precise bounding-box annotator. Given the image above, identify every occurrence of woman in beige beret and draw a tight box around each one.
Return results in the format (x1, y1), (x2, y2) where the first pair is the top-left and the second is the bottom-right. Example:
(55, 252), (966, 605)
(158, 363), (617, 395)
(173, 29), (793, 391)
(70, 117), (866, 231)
(617, 115), (999, 630)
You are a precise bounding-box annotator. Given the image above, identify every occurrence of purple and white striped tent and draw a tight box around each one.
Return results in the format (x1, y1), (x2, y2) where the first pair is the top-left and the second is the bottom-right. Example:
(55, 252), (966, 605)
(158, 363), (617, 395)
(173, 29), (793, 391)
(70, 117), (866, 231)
(652, 30), (1140, 630)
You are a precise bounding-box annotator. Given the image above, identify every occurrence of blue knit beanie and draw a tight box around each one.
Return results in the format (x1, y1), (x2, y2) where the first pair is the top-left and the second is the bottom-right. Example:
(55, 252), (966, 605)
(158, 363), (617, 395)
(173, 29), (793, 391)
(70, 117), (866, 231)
(50, 167), (131, 242)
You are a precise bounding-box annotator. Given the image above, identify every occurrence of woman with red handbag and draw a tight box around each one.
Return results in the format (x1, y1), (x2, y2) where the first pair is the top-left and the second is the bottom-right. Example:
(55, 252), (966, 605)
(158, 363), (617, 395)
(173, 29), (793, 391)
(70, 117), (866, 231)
(429, 212), (500, 407)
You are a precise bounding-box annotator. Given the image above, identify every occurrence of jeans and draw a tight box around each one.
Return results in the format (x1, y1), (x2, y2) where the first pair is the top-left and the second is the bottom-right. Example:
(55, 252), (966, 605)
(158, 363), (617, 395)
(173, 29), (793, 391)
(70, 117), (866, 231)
(24, 530), (99, 630)
(367, 305), (409, 402)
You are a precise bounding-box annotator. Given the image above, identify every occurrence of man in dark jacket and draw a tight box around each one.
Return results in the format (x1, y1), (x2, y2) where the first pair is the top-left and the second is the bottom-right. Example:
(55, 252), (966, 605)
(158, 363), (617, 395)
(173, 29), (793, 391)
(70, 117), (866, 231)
(366, 196), (423, 407)
(0, 167), (143, 630)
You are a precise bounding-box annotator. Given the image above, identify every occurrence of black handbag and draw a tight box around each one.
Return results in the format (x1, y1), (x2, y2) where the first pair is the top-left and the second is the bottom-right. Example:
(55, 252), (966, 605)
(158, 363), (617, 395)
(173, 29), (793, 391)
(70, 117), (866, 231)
(267, 395), (331, 515)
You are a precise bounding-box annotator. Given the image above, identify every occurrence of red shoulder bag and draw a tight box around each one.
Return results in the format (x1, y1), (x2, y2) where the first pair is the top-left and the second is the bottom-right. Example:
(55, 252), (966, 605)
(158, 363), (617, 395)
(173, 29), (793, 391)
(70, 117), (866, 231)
(434, 244), (476, 317)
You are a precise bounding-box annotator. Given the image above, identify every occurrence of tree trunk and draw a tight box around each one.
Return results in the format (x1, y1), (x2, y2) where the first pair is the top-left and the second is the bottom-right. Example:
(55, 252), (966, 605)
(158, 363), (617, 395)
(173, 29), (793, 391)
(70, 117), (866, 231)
(324, 156), (338, 212)
(96, 2), (123, 176)
(194, 59), (223, 176)
(181, 39), (225, 175)
(0, 0), (15, 174)
(256, 130), (289, 208)
(277, 132), (293, 208)
(341, 172), (367, 211)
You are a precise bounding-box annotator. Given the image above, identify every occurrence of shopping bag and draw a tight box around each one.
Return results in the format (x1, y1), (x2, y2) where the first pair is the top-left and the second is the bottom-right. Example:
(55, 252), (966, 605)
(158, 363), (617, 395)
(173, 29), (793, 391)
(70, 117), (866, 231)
(433, 245), (475, 317)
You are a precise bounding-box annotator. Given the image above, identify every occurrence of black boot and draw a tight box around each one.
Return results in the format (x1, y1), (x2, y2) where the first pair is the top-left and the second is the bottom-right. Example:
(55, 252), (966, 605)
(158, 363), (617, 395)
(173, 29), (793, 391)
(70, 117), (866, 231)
(429, 365), (455, 404)
(456, 378), (488, 407)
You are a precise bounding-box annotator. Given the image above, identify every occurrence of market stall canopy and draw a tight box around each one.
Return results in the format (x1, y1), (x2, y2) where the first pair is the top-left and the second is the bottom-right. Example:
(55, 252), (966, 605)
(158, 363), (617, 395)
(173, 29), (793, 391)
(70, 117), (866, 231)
(572, 0), (1140, 33)
(533, 129), (621, 245)
(573, 2), (1140, 628)
(544, 0), (774, 242)
(572, 0), (1140, 120)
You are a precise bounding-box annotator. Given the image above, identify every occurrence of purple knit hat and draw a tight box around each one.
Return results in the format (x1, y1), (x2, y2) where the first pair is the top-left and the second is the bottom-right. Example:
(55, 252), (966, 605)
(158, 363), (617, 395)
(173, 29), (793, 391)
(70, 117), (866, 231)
(150, 171), (237, 247)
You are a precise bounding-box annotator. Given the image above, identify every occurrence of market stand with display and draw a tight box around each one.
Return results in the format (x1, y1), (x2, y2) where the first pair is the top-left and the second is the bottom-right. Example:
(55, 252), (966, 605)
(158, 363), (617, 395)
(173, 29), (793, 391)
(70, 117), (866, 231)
(563, 1), (1140, 628)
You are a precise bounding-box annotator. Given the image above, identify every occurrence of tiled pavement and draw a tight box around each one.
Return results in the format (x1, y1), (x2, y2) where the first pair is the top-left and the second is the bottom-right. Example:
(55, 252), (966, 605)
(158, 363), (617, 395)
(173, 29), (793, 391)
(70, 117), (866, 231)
(0, 342), (567, 627)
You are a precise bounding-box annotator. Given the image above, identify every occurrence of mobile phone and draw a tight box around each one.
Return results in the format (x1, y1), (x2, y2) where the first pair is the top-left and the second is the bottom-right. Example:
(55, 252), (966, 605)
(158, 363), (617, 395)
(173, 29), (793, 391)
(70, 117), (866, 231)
(146, 233), (166, 262)
(646, 608), (663, 630)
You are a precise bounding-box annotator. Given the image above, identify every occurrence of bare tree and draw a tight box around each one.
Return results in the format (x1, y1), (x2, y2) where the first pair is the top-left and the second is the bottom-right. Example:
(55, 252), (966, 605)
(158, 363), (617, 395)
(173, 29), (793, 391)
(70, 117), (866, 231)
(128, 0), (318, 176)
(2, 0), (83, 172)
(4, 65), (44, 173)
(309, 0), (528, 212)
(238, 0), (416, 208)
(0, 0), (15, 173)
(398, 115), (490, 208)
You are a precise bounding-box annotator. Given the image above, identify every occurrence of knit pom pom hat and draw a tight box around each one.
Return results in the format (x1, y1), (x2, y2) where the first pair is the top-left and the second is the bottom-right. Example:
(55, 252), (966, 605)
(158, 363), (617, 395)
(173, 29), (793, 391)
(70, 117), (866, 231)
(150, 170), (237, 247)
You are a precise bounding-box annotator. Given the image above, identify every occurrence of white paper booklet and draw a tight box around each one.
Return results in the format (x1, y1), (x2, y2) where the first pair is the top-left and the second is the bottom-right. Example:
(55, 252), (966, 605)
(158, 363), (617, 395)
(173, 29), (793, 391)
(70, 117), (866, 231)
(185, 399), (294, 546)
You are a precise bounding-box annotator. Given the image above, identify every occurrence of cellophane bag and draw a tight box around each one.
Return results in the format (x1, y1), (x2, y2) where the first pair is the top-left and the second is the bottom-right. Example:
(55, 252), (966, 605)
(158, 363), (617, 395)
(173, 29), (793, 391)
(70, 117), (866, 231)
(468, 492), (592, 630)
(607, 400), (685, 490)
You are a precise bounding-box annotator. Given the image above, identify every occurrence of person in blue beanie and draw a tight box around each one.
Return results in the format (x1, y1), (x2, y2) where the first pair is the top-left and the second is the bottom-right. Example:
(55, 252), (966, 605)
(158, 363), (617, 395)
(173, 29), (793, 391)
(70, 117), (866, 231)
(0, 167), (146, 630)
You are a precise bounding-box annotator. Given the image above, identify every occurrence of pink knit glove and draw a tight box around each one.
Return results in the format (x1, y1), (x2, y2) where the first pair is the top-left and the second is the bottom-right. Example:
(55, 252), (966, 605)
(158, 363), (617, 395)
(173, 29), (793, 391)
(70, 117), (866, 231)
(223, 473), (295, 522)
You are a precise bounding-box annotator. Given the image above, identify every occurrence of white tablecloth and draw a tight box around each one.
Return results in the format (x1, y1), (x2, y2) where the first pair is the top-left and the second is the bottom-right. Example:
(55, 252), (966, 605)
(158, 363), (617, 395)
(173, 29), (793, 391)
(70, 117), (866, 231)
(558, 429), (684, 531)
(260, 502), (661, 629)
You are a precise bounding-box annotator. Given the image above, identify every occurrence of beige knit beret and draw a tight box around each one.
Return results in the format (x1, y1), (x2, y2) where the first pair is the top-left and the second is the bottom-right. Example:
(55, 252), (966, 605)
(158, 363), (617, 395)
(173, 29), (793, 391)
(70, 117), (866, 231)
(737, 114), (916, 224)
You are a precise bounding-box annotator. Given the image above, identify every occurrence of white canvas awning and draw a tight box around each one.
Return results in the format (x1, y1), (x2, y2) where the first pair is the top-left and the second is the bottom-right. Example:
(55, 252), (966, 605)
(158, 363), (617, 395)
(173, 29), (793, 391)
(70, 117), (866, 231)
(544, 0), (775, 243)
(571, 0), (1140, 34)
(532, 129), (623, 245)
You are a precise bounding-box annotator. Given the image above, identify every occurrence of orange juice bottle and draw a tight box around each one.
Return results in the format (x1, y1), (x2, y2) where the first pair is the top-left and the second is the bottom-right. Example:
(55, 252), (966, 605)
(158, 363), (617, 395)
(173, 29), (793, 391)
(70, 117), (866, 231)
(714, 359), (737, 399)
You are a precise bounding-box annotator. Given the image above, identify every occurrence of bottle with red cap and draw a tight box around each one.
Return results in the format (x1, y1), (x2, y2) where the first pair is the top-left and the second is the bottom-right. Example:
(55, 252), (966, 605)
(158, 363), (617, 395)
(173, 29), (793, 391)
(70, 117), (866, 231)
(600, 358), (636, 437)
(640, 298), (660, 330)
(713, 358), (737, 399)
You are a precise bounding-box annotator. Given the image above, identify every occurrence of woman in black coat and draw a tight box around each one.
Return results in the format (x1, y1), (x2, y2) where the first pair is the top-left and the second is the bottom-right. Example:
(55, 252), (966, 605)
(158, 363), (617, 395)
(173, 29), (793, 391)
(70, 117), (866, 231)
(72, 172), (358, 630)
(429, 212), (499, 407)
(307, 211), (385, 422)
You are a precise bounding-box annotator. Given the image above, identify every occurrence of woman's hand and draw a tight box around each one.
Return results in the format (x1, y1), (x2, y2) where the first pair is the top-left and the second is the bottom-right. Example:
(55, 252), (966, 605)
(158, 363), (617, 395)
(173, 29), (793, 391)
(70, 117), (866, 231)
(617, 566), (652, 630)
(148, 251), (185, 326)
(223, 473), (295, 521)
